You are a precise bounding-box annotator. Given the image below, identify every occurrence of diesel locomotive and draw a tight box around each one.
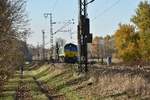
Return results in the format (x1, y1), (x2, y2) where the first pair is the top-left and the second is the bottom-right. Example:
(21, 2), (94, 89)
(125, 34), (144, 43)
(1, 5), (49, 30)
(64, 43), (78, 63)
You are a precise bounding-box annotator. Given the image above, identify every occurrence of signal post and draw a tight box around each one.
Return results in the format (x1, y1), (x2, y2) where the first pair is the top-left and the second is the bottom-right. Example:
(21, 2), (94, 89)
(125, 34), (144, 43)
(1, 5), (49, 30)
(78, 0), (94, 72)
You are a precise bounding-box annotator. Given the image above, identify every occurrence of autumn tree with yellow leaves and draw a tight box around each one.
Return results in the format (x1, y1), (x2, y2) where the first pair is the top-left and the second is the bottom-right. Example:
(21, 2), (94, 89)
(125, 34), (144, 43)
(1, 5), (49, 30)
(115, 24), (140, 62)
(131, 1), (150, 62)
(115, 1), (150, 63)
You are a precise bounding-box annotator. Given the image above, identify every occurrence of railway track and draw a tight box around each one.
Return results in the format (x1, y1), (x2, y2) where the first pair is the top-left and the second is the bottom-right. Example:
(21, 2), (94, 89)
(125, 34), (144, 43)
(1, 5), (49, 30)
(3, 63), (149, 99)
(33, 77), (65, 100)
(0, 63), (68, 100)
(90, 64), (150, 82)
(15, 81), (32, 100)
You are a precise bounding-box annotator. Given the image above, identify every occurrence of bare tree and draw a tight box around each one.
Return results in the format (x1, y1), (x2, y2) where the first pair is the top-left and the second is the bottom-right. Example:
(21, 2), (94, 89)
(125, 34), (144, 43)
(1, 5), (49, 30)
(0, 0), (28, 91)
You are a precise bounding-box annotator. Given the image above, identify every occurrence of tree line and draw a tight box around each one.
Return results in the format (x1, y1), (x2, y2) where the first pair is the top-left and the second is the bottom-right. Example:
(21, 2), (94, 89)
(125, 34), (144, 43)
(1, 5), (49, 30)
(0, 0), (28, 92)
(91, 1), (150, 65)
(115, 1), (150, 64)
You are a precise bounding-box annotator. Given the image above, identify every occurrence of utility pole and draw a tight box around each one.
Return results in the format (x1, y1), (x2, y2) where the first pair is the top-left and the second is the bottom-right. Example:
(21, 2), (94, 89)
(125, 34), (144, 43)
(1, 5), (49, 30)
(44, 13), (55, 62)
(55, 42), (59, 62)
(42, 30), (45, 61)
(44, 12), (74, 62)
(78, 0), (94, 72)
(37, 42), (40, 61)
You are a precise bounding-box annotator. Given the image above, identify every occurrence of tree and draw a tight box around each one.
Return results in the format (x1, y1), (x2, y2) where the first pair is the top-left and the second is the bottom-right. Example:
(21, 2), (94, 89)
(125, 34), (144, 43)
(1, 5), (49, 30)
(139, 30), (150, 62)
(91, 36), (101, 60)
(131, 1), (150, 62)
(131, 1), (150, 32)
(114, 24), (140, 62)
(0, 0), (28, 92)
(104, 35), (114, 57)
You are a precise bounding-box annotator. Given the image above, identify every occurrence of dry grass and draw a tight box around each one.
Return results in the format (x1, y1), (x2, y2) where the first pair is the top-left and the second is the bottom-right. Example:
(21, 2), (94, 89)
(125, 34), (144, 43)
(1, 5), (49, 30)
(76, 65), (150, 100)
(31, 64), (150, 100)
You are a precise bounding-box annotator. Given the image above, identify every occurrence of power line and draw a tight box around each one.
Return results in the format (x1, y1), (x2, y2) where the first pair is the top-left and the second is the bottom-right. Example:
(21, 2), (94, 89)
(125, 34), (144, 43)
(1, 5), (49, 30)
(51, 0), (59, 12)
(92, 0), (121, 21)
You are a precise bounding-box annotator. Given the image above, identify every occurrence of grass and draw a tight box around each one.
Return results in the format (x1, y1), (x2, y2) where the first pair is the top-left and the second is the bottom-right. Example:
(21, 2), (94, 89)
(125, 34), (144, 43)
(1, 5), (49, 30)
(0, 74), (20, 100)
(76, 66), (150, 100)
(2, 63), (150, 100)
(34, 64), (84, 100)
(0, 65), (49, 100)
(0, 96), (14, 100)
(37, 64), (149, 100)
(31, 65), (50, 76)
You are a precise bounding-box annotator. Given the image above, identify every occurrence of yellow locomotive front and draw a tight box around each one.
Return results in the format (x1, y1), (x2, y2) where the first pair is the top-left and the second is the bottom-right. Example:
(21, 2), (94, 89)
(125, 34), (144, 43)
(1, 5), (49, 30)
(64, 43), (78, 63)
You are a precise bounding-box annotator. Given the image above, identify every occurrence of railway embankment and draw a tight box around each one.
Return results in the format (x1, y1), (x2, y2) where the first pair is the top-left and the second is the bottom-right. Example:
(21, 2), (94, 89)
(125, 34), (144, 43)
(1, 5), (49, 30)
(1, 63), (150, 100)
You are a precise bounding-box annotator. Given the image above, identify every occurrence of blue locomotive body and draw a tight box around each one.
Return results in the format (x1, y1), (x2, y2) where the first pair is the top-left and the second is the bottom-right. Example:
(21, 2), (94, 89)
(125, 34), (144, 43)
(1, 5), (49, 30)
(64, 43), (78, 63)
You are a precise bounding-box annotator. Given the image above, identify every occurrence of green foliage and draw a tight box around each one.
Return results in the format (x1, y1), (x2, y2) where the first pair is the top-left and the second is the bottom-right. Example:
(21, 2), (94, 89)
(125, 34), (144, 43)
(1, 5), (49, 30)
(115, 1), (150, 63)
(131, 1), (150, 32)
(139, 30), (150, 62)
(131, 1), (150, 63)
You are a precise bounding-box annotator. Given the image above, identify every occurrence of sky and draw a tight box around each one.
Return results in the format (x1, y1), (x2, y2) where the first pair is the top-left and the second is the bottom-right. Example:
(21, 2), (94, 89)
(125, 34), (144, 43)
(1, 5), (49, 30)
(26, 0), (149, 47)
